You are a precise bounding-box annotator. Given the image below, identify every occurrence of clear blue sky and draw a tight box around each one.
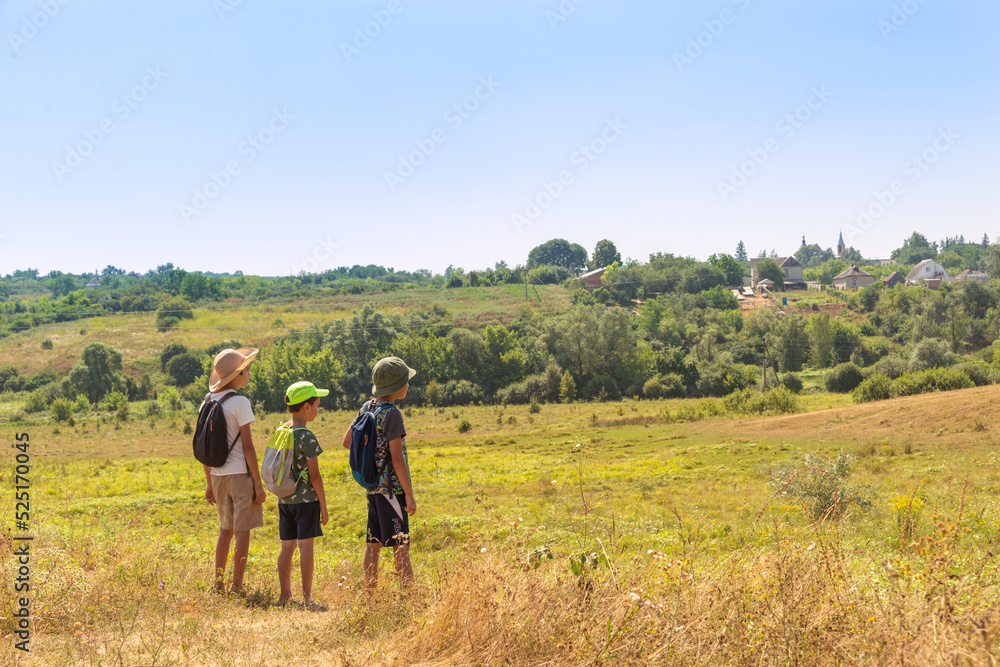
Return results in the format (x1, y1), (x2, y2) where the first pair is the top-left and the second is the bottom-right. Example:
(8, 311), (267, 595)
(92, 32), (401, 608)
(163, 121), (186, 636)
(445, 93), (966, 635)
(2, 0), (998, 276)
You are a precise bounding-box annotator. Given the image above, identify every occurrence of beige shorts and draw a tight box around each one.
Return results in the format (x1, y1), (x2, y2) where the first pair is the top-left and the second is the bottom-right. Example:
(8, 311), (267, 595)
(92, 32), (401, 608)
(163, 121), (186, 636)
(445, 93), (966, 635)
(212, 473), (263, 531)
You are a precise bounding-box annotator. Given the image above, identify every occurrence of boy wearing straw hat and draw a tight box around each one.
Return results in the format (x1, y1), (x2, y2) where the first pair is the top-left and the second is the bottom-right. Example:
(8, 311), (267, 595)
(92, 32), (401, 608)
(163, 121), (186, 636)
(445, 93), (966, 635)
(202, 347), (266, 594)
(342, 356), (418, 590)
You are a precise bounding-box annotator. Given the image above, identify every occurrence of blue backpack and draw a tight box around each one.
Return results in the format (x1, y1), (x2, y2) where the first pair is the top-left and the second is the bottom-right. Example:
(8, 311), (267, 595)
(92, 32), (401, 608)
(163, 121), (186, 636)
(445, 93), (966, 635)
(349, 402), (393, 490)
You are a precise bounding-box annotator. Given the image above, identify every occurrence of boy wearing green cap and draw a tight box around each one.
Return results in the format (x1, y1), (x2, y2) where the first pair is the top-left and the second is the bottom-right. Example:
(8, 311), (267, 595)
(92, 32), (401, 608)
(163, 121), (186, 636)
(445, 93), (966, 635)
(277, 381), (329, 609)
(342, 356), (417, 590)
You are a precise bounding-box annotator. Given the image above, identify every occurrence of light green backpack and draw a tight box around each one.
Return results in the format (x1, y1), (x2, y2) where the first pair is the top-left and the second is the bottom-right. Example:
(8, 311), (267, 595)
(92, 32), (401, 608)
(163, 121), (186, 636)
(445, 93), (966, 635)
(261, 424), (303, 498)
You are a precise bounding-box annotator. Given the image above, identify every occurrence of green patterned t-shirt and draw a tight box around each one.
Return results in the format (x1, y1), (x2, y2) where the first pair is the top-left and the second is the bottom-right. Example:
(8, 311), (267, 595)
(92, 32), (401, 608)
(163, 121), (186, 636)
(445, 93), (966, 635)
(278, 427), (323, 505)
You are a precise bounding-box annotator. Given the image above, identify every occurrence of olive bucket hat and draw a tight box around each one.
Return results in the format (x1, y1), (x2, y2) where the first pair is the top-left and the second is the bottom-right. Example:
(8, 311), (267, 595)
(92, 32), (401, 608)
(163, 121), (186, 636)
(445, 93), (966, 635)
(371, 356), (416, 398)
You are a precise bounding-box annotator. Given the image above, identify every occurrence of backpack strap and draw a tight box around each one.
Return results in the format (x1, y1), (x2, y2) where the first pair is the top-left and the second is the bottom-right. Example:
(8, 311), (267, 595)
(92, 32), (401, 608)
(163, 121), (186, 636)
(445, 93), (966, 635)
(210, 391), (245, 472)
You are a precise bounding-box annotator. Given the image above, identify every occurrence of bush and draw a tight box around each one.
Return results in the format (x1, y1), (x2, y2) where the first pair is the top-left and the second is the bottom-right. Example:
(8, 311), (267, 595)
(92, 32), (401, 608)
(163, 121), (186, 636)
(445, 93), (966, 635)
(167, 353), (205, 387)
(74, 393), (90, 413)
(723, 386), (799, 416)
(853, 374), (893, 403)
(892, 367), (974, 397)
(956, 361), (995, 387)
(160, 342), (188, 370)
(770, 452), (872, 520)
(865, 355), (907, 380)
(643, 373), (685, 399)
(160, 388), (182, 411)
(528, 401), (541, 414)
(437, 380), (485, 407)
(581, 375), (621, 402)
(51, 398), (74, 422)
(908, 338), (955, 373)
(102, 391), (129, 412)
(780, 373), (803, 393)
(457, 419), (472, 433)
(825, 362), (864, 393)
(24, 391), (47, 413)
(145, 401), (161, 417)
(41, 339), (53, 350)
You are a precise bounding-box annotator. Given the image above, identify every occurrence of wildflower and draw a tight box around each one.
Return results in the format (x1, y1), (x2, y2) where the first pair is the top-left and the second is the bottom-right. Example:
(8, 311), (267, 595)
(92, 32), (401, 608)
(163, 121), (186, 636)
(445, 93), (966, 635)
(480, 547), (487, 553)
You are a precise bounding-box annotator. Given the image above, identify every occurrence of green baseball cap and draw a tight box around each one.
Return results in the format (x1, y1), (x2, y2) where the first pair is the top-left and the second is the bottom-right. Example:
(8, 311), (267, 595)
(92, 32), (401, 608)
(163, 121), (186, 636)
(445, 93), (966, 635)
(371, 357), (417, 398)
(284, 381), (329, 406)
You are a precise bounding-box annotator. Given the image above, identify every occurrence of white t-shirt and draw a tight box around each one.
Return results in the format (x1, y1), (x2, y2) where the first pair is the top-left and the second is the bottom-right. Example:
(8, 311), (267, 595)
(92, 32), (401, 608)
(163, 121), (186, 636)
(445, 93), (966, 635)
(202, 390), (256, 477)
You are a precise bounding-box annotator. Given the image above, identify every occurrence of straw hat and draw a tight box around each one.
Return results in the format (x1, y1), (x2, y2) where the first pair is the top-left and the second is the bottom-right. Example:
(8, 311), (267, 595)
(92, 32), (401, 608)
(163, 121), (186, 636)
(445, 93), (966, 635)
(209, 347), (258, 392)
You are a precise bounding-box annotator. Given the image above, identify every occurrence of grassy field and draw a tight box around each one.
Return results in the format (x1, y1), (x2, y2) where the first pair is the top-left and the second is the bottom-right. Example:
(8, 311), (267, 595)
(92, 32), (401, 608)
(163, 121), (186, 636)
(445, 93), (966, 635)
(0, 285), (572, 377)
(3, 387), (1000, 665)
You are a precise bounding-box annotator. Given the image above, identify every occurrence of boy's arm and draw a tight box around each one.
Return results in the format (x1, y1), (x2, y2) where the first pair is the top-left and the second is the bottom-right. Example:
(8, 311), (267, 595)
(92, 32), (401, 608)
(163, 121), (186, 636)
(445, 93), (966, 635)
(203, 465), (215, 504)
(341, 424), (352, 450)
(306, 456), (328, 525)
(239, 423), (266, 504)
(388, 437), (416, 515)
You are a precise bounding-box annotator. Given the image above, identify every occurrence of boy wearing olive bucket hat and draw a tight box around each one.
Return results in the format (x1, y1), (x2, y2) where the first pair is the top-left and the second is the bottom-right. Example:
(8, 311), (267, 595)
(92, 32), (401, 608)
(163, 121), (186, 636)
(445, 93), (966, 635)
(341, 356), (417, 590)
(201, 347), (266, 594)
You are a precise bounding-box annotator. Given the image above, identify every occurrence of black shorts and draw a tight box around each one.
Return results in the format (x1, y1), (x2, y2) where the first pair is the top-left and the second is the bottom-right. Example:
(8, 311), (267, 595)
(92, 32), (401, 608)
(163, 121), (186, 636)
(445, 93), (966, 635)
(366, 493), (409, 547)
(278, 501), (323, 541)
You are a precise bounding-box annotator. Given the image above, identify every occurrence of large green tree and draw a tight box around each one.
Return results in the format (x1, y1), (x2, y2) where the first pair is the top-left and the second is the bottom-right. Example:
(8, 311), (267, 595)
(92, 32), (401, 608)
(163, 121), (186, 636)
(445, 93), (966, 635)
(794, 244), (834, 268)
(527, 239), (588, 273)
(892, 232), (937, 265)
(62, 342), (128, 404)
(708, 253), (745, 286)
(588, 239), (621, 270)
(755, 259), (784, 288)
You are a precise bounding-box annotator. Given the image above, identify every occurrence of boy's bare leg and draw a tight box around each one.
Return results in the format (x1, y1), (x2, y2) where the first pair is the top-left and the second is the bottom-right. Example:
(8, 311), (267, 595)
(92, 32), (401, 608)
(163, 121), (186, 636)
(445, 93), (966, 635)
(392, 543), (414, 586)
(299, 538), (315, 602)
(214, 528), (234, 591)
(277, 540), (297, 604)
(231, 529), (251, 592)
(364, 543), (381, 591)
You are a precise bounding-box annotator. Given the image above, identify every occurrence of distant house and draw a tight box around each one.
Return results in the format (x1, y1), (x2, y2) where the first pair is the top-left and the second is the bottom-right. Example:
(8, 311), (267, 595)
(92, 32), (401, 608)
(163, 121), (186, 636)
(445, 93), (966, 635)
(85, 277), (101, 289)
(833, 265), (875, 290)
(954, 269), (989, 284)
(882, 271), (904, 289)
(749, 256), (805, 290)
(578, 267), (606, 288)
(906, 259), (950, 286)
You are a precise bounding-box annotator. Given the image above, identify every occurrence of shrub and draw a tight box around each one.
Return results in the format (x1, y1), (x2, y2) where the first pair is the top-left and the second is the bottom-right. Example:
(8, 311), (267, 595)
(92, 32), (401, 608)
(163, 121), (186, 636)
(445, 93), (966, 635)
(853, 374), (893, 403)
(74, 393), (91, 413)
(41, 339), (53, 350)
(723, 386), (799, 416)
(956, 361), (995, 387)
(51, 398), (74, 422)
(145, 401), (161, 417)
(167, 353), (206, 387)
(528, 401), (541, 414)
(780, 373), (803, 393)
(643, 373), (685, 399)
(102, 391), (129, 412)
(160, 342), (188, 370)
(582, 375), (621, 401)
(457, 419), (472, 433)
(825, 362), (864, 393)
(160, 388), (182, 411)
(908, 338), (954, 373)
(892, 367), (973, 397)
(24, 391), (47, 413)
(770, 452), (872, 520)
(437, 380), (485, 407)
(865, 355), (907, 380)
